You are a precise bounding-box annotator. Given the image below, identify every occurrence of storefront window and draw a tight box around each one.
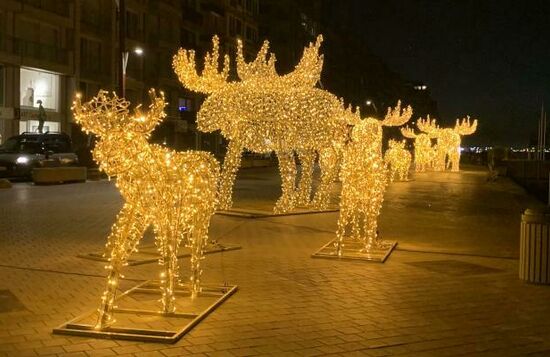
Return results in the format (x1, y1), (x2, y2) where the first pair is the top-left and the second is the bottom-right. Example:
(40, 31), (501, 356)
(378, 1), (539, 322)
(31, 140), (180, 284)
(20, 68), (59, 110)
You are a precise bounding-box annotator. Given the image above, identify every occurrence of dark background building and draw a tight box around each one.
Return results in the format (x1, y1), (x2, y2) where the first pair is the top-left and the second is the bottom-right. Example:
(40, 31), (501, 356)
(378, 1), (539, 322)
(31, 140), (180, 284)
(0, 0), (437, 161)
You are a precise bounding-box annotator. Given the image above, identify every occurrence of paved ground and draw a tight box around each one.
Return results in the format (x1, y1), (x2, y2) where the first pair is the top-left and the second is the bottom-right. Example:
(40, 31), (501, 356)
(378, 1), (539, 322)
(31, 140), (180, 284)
(1, 165), (550, 356)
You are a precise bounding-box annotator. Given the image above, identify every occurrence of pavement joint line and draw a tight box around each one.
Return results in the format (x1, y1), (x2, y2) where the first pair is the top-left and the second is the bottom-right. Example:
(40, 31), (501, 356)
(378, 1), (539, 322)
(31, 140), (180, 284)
(254, 218), (335, 235)
(0, 264), (145, 281)
(395, 247), (519, 260)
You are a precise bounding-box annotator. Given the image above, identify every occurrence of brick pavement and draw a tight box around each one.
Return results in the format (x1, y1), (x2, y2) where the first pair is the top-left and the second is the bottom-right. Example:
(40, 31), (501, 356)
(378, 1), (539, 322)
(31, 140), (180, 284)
(1, 167), (550, 356)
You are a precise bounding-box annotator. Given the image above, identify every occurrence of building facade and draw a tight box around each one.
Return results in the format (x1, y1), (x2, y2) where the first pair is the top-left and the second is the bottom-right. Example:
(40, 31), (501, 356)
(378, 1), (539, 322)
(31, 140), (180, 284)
(0, 0), (260, 158)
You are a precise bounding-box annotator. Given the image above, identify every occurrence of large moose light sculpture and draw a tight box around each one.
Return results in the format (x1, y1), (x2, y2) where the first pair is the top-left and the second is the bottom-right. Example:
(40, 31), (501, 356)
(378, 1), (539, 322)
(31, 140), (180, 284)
(72, 90), (219, 329)
(384, 139), (412, 181)
(417, 116), (478, 171)
(173, 35), (411, 213)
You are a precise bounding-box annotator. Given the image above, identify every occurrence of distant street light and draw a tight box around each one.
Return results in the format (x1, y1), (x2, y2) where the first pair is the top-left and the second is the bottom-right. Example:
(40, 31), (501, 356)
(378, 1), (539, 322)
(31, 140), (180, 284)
(366, 99), (378, 114)
(121, 47), (144, 98)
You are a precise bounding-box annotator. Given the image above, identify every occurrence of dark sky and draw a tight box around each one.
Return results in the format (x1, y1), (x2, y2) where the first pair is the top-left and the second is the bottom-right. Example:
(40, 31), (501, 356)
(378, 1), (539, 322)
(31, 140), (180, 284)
(350, 0), (550, 146)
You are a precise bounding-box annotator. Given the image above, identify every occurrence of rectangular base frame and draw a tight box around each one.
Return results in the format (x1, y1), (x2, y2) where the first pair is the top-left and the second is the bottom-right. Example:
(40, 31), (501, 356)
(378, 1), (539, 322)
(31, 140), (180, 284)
(77, 242), (241, 266)
(217, 207), (339, 219)
(312, 239), (397, 263)
(53, 280), (238, 343)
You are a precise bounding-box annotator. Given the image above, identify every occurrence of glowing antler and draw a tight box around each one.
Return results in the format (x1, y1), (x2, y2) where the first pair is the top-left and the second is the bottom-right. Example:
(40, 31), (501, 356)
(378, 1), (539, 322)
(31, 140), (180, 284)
(236, 39), (277, 82)
(282, 35), (324, 87)
(416, 115), (439, 136)
(455, 116), (478, 135)
(381, 100), (413, 127)
(400, 126), (418, 139)
(72, 90), (130, 136)
(173, 35), (230, 94)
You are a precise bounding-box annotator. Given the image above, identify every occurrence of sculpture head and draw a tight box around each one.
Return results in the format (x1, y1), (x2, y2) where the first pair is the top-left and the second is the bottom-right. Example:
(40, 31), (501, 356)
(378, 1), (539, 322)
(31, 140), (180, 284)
(72, 89), (166, 176)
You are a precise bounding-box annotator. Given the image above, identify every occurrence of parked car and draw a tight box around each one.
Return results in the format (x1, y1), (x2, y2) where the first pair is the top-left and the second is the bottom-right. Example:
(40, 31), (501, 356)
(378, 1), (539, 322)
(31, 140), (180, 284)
(0, 132), (78, 179)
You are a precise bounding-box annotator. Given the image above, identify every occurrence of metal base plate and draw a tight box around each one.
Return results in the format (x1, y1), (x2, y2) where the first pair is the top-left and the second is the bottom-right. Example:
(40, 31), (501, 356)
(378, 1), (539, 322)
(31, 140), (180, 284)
(217, 207), (339, 219)
(312, 239), (397, 263)
(53, 280), (238, 343)
(77, 242), (241, 266)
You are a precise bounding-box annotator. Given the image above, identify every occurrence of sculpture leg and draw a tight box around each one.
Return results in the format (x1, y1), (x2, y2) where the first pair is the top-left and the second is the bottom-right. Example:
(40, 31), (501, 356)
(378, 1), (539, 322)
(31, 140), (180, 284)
(312, 147), (339, 210)
(335, 200), (350, 256)
(189, 219), (208, 299)
(160, 230), (178, 314)
(274, 151), (297, 213)
(96, 204), (145, 329)
(218, 140), (243, 210)
(296, 150), (316, 207)
(450, 150), (460, 172)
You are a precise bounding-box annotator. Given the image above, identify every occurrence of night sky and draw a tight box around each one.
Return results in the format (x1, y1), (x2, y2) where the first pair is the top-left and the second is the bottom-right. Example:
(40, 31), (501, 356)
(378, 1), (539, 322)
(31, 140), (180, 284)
(351, 0), (550, 146)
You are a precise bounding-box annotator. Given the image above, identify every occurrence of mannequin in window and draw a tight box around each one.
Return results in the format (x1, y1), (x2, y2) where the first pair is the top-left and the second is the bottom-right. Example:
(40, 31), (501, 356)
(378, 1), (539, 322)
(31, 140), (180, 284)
(37, 100), (47, 133)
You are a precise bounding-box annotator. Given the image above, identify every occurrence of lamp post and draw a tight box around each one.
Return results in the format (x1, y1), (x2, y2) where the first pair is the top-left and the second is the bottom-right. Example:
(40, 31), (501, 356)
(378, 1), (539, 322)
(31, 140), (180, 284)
(121, 47), (144, 98)
(366, 99), (378, 114)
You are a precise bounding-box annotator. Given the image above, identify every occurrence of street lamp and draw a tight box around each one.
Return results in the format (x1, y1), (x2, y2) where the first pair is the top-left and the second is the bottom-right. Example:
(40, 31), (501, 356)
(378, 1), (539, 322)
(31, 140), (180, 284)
(366, 99), (378, 114)
(121, 47), (144, 98)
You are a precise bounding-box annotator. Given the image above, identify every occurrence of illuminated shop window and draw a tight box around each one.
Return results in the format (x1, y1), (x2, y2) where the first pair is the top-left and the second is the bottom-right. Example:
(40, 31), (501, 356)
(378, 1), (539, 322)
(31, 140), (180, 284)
(20, 68), (60, 110)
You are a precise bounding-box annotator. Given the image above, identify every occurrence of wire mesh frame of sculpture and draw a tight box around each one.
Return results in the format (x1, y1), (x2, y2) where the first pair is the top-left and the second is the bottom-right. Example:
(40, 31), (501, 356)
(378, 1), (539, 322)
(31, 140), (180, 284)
(384, 139), (412, 181)
(335, 119), (390, 256)
(400, 125), (435, 172)
(72, 90), (220, 329)
(417, 116), (478, 172)
(173, 35), (357, 214)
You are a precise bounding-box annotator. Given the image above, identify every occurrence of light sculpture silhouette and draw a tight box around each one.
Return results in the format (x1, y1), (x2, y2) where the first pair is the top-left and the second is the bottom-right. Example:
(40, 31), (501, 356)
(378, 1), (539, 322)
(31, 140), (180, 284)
(384, 139), (412, 181)
(72, 90), (219, 329)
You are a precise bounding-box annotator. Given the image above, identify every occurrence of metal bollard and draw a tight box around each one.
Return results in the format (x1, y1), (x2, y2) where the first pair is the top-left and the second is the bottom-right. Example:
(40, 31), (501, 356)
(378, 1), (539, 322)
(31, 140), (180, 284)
(520, 208), (550, 284)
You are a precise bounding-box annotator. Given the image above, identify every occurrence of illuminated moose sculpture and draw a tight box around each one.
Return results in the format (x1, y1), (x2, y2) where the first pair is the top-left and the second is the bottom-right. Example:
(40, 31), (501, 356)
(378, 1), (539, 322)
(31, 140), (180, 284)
(384, 139), (412, 181)
(335, 104), (412, 255)
(173, 35), (354, 213)
(400, 124), (436, 172)
(417, 116), (478, 171)
(73, 90), (219, 329)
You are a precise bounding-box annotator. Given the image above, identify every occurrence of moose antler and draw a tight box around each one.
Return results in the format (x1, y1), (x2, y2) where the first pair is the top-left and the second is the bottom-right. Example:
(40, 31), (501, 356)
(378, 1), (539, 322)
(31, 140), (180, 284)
(72, 89), (166, 137)
(416, 115), (439, 136)
(282, 35), (324, 87)
(173, 35), (230, 94)
(341, 101), (361, 125)
(236, 39), (277, 82)
(454, 115), (478, 135)
(72, 90), (130, 136)
(381, 100), (413, 127)
(400, 126), (418, 139)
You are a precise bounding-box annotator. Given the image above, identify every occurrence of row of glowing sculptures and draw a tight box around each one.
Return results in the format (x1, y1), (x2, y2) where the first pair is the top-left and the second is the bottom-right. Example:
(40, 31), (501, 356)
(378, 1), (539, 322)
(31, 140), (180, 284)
(173, 35), (412, 214)
(72, 34), (476, 329)
(401, 116), (478, 172)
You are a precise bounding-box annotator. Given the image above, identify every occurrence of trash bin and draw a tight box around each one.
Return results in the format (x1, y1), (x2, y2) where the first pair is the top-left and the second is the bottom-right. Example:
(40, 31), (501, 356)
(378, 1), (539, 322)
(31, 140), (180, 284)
(520, 208), (550, 284)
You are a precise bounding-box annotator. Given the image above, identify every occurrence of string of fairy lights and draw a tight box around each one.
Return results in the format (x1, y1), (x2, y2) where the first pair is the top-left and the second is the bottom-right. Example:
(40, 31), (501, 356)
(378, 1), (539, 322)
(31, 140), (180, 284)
(71, 33), (478, 329)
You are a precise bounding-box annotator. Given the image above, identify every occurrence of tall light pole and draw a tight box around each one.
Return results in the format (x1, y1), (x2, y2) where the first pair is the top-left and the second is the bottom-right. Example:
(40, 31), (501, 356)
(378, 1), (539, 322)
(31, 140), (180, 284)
(115, 0), (126, 97)
(366, 99), (378, 114)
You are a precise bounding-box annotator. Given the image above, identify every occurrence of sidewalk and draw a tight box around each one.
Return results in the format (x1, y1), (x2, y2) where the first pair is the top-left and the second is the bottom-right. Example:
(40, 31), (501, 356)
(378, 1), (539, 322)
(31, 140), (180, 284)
(1, 166), (550, 356)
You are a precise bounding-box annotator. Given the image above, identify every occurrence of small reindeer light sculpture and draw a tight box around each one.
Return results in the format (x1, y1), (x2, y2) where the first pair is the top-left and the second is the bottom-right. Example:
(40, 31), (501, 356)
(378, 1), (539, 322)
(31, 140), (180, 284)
(335, 103), (412, 255)
(401, 123), (436, 172)
(417, 116), (478, 171)
(384, 139), (412, 181)
(73, 90), (219, 329)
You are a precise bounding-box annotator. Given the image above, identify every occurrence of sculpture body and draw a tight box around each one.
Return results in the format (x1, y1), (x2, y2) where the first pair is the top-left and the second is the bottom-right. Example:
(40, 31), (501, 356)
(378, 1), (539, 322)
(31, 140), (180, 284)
(336, 119), (388, 254)
(400, 126), (435, 172)
(73, 90), (219, 328)
(417, 116), (478, 171)
(384, 139), (412, 181)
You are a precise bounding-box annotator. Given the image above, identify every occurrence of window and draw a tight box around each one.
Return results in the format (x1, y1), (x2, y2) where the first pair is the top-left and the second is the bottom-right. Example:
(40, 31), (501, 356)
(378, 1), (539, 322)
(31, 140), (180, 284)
(80, 38), (102, 75)
(126, 11), (141, 40)
(20, 68), (60, 111)
(178, 98), (194, 112)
